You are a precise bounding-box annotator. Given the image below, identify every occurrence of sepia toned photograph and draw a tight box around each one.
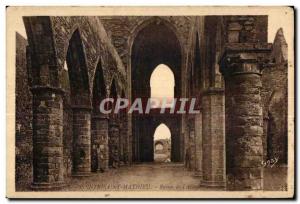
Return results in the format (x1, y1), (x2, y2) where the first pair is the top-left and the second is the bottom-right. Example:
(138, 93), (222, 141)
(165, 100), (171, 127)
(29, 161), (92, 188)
(6, 6), (294, 199)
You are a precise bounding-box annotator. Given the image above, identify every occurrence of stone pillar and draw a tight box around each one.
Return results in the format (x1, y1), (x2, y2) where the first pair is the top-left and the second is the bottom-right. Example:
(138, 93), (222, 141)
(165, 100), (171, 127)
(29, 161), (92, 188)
(188, 118), (196, 170)
(118, 118), (125, 166)
(194, 112), (203, 178)
(72, 106), (92, 176)
(31, 86), (65, 190)
(91, 113), (109, 172)
(109, 119), (120, 168)
(219, 43), (271, 190)
(262, 115), (269, 161)
(127, 114), (133, 164)
(201, 88), (225, 187)
(121, 117), (129, 165)
(183, 117), (189, 168)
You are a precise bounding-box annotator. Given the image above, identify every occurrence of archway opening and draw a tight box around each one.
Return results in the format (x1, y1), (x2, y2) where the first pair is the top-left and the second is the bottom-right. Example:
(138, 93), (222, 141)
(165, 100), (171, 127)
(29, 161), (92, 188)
(91, 60), (107, 172)
(153, 123), (171, 163)
(65, 29), (91, 175)
(150, 64), (175, 108)
(131, 19), (182, 163)
(66, 29), (90, 106)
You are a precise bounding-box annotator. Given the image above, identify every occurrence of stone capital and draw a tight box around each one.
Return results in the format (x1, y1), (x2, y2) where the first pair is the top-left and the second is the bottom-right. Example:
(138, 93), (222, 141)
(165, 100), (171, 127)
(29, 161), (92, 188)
(219, 43), (272, 77)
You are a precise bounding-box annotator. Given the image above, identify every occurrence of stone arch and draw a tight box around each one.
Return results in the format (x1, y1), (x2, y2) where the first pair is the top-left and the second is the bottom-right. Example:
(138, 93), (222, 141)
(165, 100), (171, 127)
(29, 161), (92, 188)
(63, 25), (85, 66)
(150, 64), (175, 103)
(150, 118), (180, 162)
(109, 78), (118, 98)
(92, 58), (107, 114)
(65, 28), (93, 176)
(131, 18), (182, 98)
(23, 16), (61, 87)
(128, 17), (184, 57)
(58, 23), (100, 90)
(90, 58), (109, 172)
(153, 123), (172, 141)
(66, 28), (91, 107)
(127, 16), (185, 102)
(130, 19), (183, 163)
(192, 31), (202, 92)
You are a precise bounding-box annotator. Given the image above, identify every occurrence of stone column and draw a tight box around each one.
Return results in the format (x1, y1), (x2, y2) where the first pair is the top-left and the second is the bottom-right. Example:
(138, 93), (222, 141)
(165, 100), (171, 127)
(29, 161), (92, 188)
(219, 43), (271, 190)
(72, 106), (92, 176)
(188, 117), (196, 170)
(201, 87), (225, 187)
(118, 118), (125, 166)
(127, 113), (133, 164)
(91, 113), (109, 172)
(194, 112), (203, 178)
(31, 86), (65, 190)
(109, 119), (120, 168)
(262, 115), (269, 161)
(121, 117), (129, 165)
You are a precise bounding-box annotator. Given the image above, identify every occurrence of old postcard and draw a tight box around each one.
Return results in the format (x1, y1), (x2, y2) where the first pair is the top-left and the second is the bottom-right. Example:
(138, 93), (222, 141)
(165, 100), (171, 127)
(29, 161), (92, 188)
(6, 6), (294, 198)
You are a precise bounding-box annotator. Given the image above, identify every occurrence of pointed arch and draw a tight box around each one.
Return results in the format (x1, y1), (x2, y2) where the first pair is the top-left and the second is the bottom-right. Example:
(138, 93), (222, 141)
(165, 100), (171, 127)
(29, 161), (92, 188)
(130, 17), (183, 163)
(153, 123), (172, 163)
(153, 123), (171, 141)
(109, 78), (118, 98)
(193, 31), (201, 91)
(92, 58), (107, 114)
(129, 17), (184, 57)
(150, 64), (175, 105)
(131, 18), (182, 99)
(66, 29), (90, 106)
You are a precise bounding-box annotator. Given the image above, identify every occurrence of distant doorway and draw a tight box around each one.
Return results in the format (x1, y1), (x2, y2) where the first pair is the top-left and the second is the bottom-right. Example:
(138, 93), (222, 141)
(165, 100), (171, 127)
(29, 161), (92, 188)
(153, 123), (171, 163)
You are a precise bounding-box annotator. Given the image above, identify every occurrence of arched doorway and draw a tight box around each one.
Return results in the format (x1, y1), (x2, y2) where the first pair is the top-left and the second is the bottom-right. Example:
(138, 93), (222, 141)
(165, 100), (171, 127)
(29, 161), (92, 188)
(131, 19), (183, 163)
(153, 123), (171, 163)
(150, 64), (175, 108)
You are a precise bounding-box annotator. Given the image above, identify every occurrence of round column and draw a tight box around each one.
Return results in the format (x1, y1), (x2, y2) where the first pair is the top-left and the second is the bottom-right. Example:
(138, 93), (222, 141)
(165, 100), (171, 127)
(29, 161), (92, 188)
(220, 45), (271, 190)
(91, 113), (109, 172)
(72, 106), (92, 176)
(31, 86), (65, 190)
(109, 119), (120, 168)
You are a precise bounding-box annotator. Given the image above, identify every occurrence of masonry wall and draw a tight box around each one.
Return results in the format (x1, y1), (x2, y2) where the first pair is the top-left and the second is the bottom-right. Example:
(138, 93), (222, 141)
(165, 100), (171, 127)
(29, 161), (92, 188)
(15, 33), (33, 190)
(261, 29), (288, 164)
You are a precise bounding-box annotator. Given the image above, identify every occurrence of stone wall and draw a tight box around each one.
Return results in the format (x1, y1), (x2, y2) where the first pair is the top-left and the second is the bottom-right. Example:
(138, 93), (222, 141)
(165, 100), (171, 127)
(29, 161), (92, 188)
(15, 32), (33, 190)
(223, 15), (268, 43)
(261, 28), (288, 164)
